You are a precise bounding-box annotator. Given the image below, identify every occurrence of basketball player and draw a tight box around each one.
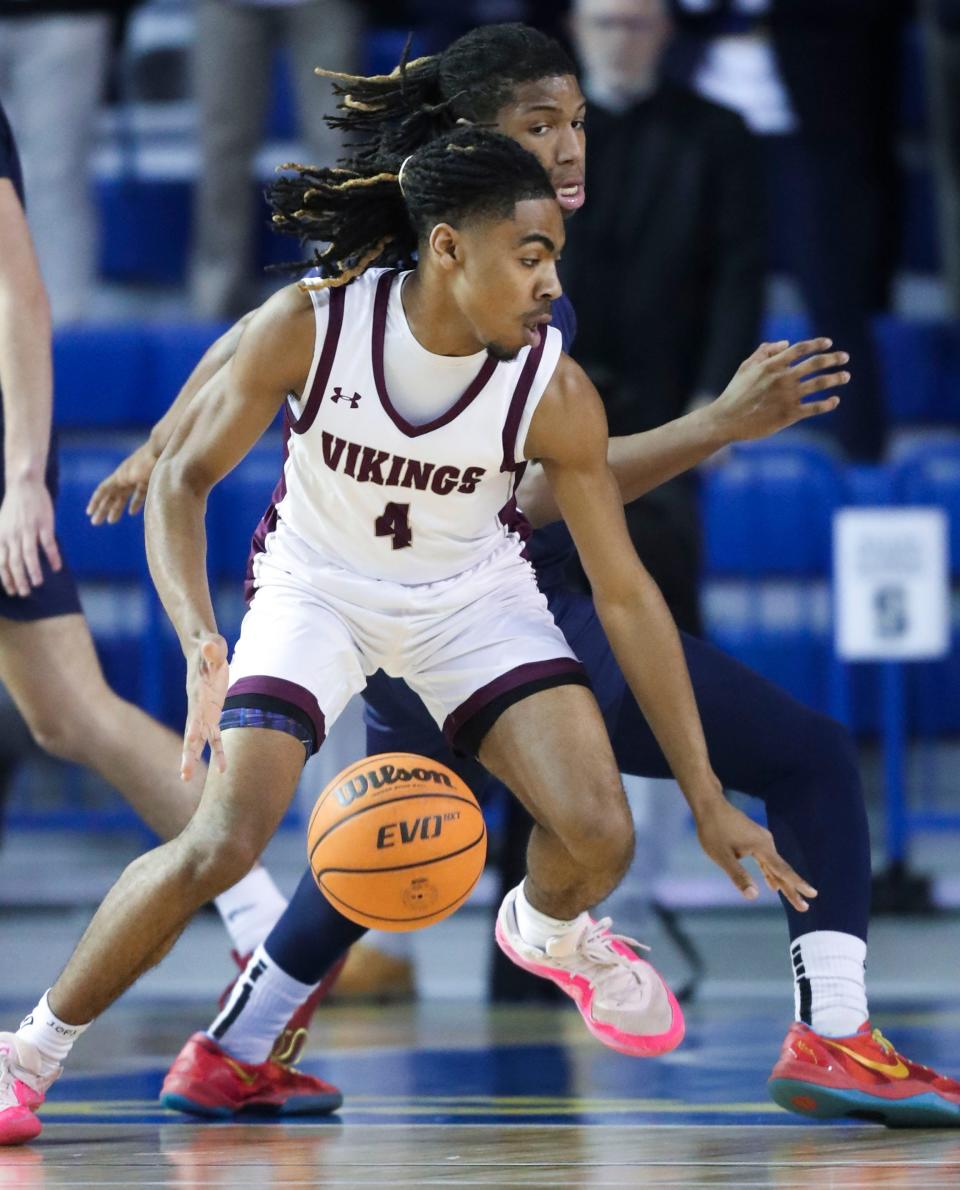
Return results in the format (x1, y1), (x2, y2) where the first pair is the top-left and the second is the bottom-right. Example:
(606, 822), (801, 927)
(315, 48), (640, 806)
(0, 125), (834, 1145)
(155, 28), (960, 1128)
(161, 25), (960, 1123)
(0, 100), (305, 982)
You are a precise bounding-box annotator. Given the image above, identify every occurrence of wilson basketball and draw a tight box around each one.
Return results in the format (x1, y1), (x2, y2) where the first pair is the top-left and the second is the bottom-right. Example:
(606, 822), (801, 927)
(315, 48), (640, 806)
(307, 752), (487, 931)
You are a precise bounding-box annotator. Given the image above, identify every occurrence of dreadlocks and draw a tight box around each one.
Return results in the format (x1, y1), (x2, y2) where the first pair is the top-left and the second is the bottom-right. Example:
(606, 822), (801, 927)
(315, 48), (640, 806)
(316, 24), (578, 165)
(269, 127), (556, 289)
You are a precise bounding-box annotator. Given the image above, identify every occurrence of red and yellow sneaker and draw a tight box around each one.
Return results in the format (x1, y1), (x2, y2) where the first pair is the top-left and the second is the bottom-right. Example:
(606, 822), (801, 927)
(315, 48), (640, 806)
(269, 956), (347, 1066)
(160, 1033), (342, 1118)
(220, 950), (347, 1067)
(769, 1021), (960, 1127)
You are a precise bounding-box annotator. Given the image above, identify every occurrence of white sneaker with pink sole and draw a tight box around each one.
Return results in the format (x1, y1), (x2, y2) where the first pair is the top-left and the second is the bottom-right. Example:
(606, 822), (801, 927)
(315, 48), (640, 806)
(0, 1034), (60, 1146)
(495, 886), (685, 1057)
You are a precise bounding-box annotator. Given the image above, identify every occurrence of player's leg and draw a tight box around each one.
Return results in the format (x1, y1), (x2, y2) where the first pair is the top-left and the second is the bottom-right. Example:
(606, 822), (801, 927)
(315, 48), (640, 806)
(404, 549), (682, 1057)
(37, 726), (303, 1022)
(480, 683), (633, 915)
(0, 612), (288, 954)
(613, 631), (870, 1021)
(474, 682), (682, 1057)
(0, 726), (306, 1144)
(613, 630), (960, 1123)
(0, 612), (202, 837)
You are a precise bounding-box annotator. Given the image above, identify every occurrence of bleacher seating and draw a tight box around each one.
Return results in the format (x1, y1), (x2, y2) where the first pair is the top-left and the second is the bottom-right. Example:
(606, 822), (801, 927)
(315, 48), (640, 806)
(700, 442), (845, 715)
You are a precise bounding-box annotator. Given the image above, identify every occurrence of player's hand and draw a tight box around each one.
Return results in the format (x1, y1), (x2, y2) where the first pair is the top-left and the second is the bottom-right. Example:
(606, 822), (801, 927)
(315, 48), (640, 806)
(710, 338), (850, 444)
(0, 477), (62, 597)
(693, 797), (818, 913)
(86, 440), (159, 525)
(182, 632), (230, 781)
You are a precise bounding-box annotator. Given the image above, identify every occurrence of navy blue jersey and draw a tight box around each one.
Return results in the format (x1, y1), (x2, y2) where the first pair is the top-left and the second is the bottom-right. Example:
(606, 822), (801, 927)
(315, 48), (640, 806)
(524, 292), (576, 589)
(0, 99), (24, 206)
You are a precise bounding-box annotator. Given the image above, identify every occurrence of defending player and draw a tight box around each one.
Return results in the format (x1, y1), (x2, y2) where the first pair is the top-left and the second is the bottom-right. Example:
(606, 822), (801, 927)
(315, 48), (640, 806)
(91, 26), (960, 1127)
(0, 126), (828, 1145)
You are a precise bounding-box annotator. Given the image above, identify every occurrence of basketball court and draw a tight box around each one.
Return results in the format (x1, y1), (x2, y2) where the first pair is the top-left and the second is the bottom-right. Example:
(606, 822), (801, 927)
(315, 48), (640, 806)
(4, 1000), (960, 1187)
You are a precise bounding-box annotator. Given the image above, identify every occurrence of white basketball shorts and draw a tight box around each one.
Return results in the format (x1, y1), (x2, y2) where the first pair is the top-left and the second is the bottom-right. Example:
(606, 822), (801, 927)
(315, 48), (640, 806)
(225, 519), (586, 754)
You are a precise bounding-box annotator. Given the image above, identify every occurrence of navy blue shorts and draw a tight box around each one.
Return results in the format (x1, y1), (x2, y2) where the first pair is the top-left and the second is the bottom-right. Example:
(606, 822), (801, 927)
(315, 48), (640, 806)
(0, 435), (83, 624)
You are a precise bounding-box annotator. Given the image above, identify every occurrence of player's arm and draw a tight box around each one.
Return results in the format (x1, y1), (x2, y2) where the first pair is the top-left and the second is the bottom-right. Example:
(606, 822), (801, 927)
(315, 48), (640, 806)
(87, 308), (258, 525)
(525, 354), (818, 911)
(0, 178), (62, 597)
(517, 338), (849, 530)
(146, 284), (313, 778)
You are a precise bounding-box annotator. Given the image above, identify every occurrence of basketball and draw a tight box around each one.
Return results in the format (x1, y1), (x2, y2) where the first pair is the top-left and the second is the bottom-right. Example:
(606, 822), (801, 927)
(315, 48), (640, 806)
(306, 753), (487, 931)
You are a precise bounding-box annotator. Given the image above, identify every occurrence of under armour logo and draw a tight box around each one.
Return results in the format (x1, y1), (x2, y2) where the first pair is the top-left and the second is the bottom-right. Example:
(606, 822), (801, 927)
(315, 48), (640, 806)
(330, 387), (363, 409)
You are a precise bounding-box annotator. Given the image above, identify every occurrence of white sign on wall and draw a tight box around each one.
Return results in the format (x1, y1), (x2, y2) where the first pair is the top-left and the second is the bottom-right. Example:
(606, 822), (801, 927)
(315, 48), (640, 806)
(833, 508), (950, 661)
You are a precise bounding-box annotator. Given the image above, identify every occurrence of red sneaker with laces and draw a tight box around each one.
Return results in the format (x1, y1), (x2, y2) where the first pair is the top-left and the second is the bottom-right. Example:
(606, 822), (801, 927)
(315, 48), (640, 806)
(220, 950), (347, 1066)
(160, 1033), (342, 1118)
(769, 1021), (960, 1127)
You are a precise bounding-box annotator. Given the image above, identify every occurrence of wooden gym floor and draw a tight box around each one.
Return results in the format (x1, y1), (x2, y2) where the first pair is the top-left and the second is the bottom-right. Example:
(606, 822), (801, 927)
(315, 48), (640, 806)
(2, 999), (960, 1187)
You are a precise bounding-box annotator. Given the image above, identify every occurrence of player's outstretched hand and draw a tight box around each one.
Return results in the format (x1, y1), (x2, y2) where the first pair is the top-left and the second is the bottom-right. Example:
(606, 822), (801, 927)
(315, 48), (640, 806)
(0, 477), (62, 597)
(693, 797), (818, 913)
(182, 633), (230, 782)
(712, 337), (850, 444)
(87, 440), (159, 525)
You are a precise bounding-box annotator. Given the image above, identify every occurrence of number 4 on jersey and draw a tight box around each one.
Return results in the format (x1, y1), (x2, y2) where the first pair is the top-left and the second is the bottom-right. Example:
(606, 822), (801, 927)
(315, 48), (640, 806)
(375, 502), (413, 550)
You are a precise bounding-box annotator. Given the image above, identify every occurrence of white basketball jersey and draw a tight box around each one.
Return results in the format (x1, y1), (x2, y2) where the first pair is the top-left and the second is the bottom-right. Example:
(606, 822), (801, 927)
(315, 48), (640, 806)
(270, 268), (563, 584)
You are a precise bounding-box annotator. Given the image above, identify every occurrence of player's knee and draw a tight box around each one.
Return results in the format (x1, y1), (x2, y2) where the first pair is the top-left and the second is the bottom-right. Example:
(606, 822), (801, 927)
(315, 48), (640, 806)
(797, 711), (862, 794)
(589, 813), (635, 880)
(179, 832), (261, 900)
(26, 711), (91, 764)
(562, 791), (635, 877)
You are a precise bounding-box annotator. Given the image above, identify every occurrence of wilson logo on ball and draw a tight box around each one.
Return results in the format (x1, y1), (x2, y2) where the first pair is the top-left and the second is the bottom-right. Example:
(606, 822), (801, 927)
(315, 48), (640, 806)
(334, 762), (453, 808)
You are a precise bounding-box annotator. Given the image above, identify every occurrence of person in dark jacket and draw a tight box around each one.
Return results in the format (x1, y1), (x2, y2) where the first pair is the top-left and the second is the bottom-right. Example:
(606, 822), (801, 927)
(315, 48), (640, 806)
(675, 0), (903, 461)
(565, 0), (765, 632)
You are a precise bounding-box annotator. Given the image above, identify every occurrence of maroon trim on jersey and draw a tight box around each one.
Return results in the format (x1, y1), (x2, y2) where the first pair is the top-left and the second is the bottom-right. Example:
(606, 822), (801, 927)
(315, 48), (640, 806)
(226, 674), (326, 749)
(500, 333), (546, 472)
(498, 462), (534, 561)
(371, 270), (498, 438)
(442, 656), (587, 748)
(289, 283), (346, 436)
(243, 411), (291, 605)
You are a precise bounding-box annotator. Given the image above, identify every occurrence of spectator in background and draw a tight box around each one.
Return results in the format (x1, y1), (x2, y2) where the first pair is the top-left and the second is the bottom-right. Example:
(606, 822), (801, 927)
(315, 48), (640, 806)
(923, 0), (960, 316)
(0, 0), (138, 325)
(190, 0), (364, 319)
(564, 0), (764, 634)
(675, 0), (902, 461)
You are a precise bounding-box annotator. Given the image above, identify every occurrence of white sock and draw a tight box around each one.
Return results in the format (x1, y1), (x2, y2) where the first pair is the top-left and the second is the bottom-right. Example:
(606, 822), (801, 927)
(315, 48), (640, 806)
(206, 944), (317, 1065)
(790, 931), (868, 1037)
(361, 930), (414, 960)
(17, 991), (89, 1076)
(214, 867), (288, 957)
(514, 880), (588, 951)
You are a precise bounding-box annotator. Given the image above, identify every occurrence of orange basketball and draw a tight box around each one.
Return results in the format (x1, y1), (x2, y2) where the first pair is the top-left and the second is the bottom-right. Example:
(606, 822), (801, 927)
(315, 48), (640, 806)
(306, 752), (487, 931)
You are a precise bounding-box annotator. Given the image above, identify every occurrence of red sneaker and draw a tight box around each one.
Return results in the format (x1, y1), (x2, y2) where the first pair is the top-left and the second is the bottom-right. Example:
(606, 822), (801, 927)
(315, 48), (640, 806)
(769, 1021), (960, 1127)
(160, 1033), (342, 1118)
(220, 950), (347, 1067)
